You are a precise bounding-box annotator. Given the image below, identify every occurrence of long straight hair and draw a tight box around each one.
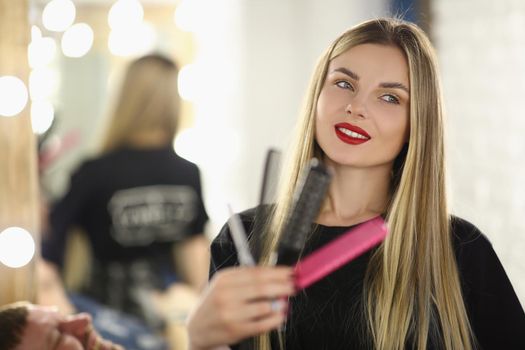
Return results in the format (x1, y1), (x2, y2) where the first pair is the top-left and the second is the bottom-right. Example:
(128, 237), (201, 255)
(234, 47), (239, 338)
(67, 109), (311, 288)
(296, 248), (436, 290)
(99, 54), (180, 154)
(257, 18), (474, 350)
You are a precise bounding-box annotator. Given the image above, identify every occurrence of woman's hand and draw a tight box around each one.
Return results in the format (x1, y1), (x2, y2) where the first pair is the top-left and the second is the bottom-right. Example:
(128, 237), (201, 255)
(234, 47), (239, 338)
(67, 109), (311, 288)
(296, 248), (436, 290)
(186, 266), (295, 350)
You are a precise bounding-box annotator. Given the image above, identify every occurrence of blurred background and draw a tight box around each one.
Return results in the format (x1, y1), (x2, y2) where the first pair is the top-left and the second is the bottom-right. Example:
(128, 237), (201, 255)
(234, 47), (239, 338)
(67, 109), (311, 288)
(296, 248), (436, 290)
(22, 0), (525, 306)
(1, 0), (523, 338)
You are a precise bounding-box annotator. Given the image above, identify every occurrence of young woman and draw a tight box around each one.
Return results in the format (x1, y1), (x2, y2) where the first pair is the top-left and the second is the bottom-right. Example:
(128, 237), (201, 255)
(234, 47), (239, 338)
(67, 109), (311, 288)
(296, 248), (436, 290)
(187, 18), (525, 350)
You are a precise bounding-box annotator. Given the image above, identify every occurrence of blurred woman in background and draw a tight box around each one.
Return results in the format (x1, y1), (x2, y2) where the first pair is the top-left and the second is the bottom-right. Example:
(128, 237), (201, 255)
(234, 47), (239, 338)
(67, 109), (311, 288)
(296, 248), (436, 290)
(40, 54), (210, 341)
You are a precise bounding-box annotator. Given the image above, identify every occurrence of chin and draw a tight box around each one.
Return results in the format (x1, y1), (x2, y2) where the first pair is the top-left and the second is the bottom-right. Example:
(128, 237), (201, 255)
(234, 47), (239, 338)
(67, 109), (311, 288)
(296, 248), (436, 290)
(323, 152), (363, 167)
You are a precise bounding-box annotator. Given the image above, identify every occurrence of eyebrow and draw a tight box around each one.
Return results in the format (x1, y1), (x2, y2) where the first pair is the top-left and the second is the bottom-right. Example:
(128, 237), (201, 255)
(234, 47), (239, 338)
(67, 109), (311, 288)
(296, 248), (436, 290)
(332, 67), (360, 81)
(380, 82), (410, 94)
(331, 67), (410, 94)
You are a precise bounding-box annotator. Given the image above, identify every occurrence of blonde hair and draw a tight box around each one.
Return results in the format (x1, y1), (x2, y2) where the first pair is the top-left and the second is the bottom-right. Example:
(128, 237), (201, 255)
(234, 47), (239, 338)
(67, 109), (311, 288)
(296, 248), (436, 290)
(99, 54), (180, 153)
(257, 18), (474, 349)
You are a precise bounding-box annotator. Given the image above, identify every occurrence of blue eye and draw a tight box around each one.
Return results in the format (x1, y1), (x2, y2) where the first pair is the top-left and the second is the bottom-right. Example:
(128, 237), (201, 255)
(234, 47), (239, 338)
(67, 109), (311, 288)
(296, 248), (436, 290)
(381, 94), (400, 104)
(335, 81), (354, 90)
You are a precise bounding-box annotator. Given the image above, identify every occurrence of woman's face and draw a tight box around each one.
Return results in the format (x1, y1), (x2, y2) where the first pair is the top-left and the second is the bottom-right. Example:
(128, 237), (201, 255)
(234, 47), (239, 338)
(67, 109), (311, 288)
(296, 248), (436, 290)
(315, 43), (410, 171)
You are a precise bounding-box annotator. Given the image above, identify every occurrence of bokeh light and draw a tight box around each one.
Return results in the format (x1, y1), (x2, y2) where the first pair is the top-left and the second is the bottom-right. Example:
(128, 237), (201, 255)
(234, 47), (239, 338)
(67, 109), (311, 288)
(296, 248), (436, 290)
(28, 26), (57, 69)
(173, 0), (200, 32)
(61, 23), (94, 58)
(177, 63), (200, 102)
(174, 126), (239, 166)
(42, 0), (76, 32)
(108, 0), (143, 30)
(31, 100), (55, 134)
(29, 67), (59, 101)
(0, 227), (35, 268)
(0, 76), (29, 117)
(108, 22), (156, 57)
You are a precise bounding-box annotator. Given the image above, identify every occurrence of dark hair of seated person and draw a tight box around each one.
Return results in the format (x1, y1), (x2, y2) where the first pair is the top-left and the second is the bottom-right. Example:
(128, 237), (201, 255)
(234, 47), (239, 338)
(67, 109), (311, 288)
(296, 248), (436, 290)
(0, 303), (29, 350)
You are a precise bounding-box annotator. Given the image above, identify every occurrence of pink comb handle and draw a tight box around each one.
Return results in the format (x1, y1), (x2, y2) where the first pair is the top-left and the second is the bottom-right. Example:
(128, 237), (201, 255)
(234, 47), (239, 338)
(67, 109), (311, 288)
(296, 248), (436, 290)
(294, 216), (387, 290)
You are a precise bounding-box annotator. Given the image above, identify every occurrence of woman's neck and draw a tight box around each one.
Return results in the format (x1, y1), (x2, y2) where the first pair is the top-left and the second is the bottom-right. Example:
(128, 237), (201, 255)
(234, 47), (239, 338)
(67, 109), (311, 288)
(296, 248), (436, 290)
(317, 161), (391, 227)
(127, 129), (171, 149)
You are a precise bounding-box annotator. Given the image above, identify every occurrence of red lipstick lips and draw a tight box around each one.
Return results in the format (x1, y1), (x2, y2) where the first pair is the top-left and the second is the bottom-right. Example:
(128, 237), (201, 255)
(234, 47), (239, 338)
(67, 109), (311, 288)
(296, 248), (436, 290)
(334, 122), (371, 145)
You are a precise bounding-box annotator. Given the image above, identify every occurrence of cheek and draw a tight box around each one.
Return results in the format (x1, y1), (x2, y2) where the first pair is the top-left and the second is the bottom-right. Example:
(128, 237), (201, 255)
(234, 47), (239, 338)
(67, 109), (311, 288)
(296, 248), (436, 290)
(377, 107), (409, 138)
(316, 94), (327, 122)
(316, 87), (344, 122)
(375, 115), (409, 156)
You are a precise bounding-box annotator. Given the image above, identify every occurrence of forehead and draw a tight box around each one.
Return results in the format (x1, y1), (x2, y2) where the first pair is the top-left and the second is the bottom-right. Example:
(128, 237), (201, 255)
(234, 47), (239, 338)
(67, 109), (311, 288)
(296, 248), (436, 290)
(328, 43), (409, 85)
(16, 307), (62, 350)
(28, 307), (62, 324)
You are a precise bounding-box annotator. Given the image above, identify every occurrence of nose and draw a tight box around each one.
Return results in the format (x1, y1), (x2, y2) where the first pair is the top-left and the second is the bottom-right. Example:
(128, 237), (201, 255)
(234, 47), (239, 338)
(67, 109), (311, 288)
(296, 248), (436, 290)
(345, 96), (367, 119)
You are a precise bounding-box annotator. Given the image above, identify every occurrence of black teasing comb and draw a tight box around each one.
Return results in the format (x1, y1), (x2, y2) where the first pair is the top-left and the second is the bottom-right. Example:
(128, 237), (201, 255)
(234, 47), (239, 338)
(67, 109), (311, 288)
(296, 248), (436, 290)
(274, 158), (332, 266)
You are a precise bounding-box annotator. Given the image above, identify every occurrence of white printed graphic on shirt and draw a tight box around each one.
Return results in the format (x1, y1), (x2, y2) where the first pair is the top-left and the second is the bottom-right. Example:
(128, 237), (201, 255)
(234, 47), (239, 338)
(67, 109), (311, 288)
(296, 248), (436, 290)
(108, 185), (198, 246)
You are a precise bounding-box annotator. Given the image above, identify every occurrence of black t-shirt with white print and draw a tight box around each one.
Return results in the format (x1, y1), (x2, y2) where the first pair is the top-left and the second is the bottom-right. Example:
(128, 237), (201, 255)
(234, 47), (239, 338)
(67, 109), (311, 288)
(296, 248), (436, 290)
(42, 145), (208, 320)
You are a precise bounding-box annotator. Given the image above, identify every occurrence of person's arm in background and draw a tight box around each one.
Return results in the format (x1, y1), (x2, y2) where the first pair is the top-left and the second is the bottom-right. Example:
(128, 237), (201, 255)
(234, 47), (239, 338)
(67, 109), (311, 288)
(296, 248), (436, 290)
(36, 259), (76, 315)
(174, 234), (211, 292)
(173, 165), (211, 292)
(38, 163), (92, 315)
(149, 236), (210, 350)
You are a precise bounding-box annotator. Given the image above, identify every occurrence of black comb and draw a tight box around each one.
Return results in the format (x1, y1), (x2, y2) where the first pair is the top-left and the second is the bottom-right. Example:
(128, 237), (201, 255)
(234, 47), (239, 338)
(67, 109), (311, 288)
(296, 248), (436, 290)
(274, 158), (331, 266)
(259, 148), (282, 206)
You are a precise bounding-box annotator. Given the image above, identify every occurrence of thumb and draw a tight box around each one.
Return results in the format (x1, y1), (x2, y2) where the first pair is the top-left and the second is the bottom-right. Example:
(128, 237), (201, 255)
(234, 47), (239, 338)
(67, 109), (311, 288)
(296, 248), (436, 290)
(58, 312), (92, 338)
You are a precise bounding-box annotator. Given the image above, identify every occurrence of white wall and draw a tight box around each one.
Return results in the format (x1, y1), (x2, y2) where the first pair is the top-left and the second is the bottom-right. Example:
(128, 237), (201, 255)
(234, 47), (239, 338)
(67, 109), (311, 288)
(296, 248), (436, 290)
(193, 0), (525, 306)
(434, 0), (525, 306)
(190, 0), (389, 236)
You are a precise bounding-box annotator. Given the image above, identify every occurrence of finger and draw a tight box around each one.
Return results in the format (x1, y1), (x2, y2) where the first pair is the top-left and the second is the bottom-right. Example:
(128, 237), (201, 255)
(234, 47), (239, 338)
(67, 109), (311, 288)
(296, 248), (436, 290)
(198, 307), (287, 346)
(238, 299), (288, 321)
(240, 281), (295, 302)
(212, 267), (295, 300)
(86, 327), (99, 349)
(206, 279), (293, 316)
(98, 338), (116, 350)
(215, 266), (294, 287)
(236, 310), (287, 337)
(58, 314), (90, 337)
(210, 298), (287, 330)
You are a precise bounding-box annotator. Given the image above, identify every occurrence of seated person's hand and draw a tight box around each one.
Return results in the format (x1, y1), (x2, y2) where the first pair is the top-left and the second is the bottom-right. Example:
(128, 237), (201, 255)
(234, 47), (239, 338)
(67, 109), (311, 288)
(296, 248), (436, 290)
(0, 302), (123, 350)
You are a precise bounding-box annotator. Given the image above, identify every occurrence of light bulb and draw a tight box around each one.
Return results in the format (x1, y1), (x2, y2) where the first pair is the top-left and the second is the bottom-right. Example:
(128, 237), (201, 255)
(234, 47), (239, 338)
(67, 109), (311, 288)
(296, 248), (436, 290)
(0, 227), (35, 268)
(108, 22), (156, 57)
(31, 100), (55, 134)
(61, 23), (94, 58)
(42, 0), (76, 32)
(0, 76), (28, 117)
(108, 0), (143, 30)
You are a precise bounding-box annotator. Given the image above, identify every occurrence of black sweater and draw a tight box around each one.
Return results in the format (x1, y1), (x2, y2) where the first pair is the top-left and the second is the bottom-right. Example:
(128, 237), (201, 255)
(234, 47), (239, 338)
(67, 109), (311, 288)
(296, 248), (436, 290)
(210, 208), (525, 349)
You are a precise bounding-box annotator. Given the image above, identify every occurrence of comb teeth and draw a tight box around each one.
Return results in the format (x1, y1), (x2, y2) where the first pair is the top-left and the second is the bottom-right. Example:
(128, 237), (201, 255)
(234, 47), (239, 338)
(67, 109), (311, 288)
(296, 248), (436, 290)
(276, 158), (331, 265)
